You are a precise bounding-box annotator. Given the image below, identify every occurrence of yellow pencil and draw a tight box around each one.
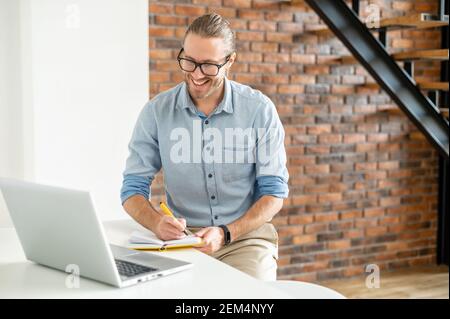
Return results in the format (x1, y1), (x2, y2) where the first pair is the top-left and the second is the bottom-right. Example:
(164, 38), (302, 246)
(159, 202), (192, 236)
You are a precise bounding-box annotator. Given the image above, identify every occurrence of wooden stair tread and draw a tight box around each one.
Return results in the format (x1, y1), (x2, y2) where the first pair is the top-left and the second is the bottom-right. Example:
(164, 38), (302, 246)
(358, 81), (449, 91)
(300, 12), (448, 38)
(333, 55), (357, 64)
(305, 26), (333, 36)
(337, 49), (449, 64)
(392, 49), (449, 61)
(376, 13), (449, 30)
(382, 107), (449, 117)
(417, 81), (449, 91)
(357, 83), (380, 90)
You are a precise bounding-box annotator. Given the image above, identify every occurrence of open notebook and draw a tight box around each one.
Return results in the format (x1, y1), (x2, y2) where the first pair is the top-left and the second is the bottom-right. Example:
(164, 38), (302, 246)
(128, 230), (203, 251)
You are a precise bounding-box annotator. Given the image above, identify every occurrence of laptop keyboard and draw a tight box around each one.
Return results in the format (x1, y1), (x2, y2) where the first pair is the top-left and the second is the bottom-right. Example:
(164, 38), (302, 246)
(115, 259), (158, 277)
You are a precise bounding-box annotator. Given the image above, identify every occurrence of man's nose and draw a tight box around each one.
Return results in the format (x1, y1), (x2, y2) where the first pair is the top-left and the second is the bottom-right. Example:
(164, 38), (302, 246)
(191, 66), (205, 79)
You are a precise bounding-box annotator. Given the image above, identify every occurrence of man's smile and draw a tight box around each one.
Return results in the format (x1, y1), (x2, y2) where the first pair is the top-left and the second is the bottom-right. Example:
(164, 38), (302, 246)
(191, 78), (210, 88)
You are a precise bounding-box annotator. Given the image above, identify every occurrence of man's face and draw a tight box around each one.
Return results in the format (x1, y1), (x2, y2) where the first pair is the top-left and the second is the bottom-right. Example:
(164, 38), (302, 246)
(182, 33), (234, 101)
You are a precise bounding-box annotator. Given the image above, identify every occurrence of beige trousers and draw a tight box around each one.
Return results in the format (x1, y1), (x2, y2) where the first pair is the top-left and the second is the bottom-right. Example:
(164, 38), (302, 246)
(188, 223), (279, 281)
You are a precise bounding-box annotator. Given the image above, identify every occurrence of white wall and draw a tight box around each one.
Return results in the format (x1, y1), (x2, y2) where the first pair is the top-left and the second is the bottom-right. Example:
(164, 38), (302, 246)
(0, 0), (23, 227)
(0, 0), (149, 225)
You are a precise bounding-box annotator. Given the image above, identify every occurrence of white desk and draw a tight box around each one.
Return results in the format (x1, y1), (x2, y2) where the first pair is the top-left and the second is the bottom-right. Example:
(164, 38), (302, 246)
(0, 219), (293, 299)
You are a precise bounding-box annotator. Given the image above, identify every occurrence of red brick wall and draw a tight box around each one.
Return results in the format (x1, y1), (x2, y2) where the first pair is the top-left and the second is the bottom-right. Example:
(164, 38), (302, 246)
(148, 0), (441, 282)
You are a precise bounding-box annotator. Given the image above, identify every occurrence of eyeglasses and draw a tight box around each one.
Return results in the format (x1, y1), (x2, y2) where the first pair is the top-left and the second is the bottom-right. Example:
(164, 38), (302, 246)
(177, 48), (231, 76)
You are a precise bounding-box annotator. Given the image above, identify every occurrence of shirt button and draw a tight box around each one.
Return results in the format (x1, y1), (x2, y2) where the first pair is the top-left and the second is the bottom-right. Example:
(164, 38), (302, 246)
(211, 195), (216, 200)
(205, 120), (209, 125)
(214, 216), (219, 220)
(208, 173), (213, 178)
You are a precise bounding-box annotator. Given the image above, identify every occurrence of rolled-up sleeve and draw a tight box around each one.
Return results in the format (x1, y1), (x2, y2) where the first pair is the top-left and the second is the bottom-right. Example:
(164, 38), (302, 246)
(253, 97), (289, 199)
(254, 175), (289, 200)
(120, 102), (162, 205)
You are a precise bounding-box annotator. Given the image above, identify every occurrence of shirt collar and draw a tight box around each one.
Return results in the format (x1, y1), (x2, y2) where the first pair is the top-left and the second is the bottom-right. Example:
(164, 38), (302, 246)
(177, 77), (233, 115)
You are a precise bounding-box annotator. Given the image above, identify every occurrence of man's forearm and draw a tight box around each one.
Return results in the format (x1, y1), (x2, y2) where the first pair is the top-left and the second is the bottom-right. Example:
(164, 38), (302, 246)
(227, 195), (283, 241)
(123, 194), (162, 232)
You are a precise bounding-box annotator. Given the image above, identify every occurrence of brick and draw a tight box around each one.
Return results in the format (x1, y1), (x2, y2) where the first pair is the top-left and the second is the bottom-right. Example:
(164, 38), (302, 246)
(266, 32), (292, 43)
(149, 49), (173, 60)
(291, 74), (316, 84)
(149, 26), (174, 37)
(278, 22), (303, 33)
(343, 134), (366, 144)
(305, 164), (330, 175)
(236, 52), (262, 62)
(236, 31), (264, 41)
(328, 240), (351, 250)
(307, 125), (332, 135)
(155, 39), (181, 49)
(318, 193), (342, 203)
(292, 235), (317, 245)
(263, 53), (290, 63)
(363, 207), (385, 218)
(252, 1), (281, 10)
(155, 15), (187, 26)
(249, 63), (277, 73)
(233, 73), (261, 84)
(291, 54), (316, 64)
(288, 215), (314, 225)
(174, 5), (206, 16)
(315, 212), (339, 223)
(208, 7), (237, 18)
(332, 85), (355, 95)
(277, 225), (303, 237)
(249, 20), (277, 31)
(292, 194), (317, 206)
(192, 0), (222, 4)
(238, 9), (264, 20)
(224, 0), (252, 7)
(251, 42), (279, 52)
(366, 226), (388, 237)
(262, 74), (289, 84)
(278, 85), (304, 94)
(392, 1), (414, 10)
(149, 3), (173, 14)
(304, 65), (330, 74)
(149, 72), (170, 83)
(392, 38), (414, 49)
(340, 210), (363, 219)
(265, 11), (293, 22)
(155, 61), (179, 72)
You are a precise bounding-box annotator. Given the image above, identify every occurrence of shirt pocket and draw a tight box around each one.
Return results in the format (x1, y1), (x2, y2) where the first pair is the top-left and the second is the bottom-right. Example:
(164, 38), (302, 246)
(221, 145), (255, 183)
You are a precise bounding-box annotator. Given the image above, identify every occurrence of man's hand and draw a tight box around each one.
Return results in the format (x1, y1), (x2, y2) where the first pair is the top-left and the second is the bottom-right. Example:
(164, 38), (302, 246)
(194, 227), (225, 254)
(154, 215), (187, 241)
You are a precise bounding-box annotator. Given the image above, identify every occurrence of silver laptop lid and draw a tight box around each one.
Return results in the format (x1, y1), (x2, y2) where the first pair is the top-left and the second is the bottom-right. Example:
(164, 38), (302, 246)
(0, 178), (121, 287)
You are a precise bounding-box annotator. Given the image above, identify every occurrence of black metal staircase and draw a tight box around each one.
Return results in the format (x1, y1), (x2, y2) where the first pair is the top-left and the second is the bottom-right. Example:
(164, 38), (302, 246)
(304, 0), (449, 159)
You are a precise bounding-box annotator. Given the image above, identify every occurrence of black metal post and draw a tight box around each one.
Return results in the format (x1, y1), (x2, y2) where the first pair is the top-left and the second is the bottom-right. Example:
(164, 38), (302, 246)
(438, 0), (446, 21)
(379, 27), (387, 47)
(437, 157), (449, 265)
(440, 0), (449, 109)
(437, 0), (449, 266)
(352, 0), (359, 15)
(404, 61), (414, 77)
(428, 91), (440, 107)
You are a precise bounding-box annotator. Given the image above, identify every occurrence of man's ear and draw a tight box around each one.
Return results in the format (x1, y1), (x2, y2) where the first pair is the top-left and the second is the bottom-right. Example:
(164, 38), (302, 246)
(225, 52), (236, 77)
(228, 52), (237, 67)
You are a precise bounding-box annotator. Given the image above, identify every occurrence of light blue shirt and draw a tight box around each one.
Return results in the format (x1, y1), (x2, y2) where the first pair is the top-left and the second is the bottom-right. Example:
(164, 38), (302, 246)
(121, 77), (289, 227)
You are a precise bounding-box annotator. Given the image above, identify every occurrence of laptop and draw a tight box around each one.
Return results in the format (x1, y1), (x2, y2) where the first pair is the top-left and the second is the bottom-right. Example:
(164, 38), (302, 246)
(0, 178), (193, 288)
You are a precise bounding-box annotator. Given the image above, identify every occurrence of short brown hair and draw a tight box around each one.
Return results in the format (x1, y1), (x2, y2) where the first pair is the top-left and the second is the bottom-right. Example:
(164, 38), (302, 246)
(184, 13), (236, 56)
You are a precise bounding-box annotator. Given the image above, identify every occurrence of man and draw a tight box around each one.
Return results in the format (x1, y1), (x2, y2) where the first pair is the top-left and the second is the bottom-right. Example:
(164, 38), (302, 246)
(120, 13), (288, 281)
